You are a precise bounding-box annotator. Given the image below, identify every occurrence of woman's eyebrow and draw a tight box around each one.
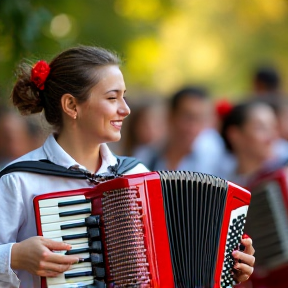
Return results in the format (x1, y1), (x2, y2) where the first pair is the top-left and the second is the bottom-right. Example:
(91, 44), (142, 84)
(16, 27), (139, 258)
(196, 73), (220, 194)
(104, 89), (127, 94)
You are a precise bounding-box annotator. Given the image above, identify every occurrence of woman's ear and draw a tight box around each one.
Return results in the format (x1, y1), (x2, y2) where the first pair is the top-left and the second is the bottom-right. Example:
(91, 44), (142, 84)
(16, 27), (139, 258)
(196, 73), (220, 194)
(61, 93), (78, 119)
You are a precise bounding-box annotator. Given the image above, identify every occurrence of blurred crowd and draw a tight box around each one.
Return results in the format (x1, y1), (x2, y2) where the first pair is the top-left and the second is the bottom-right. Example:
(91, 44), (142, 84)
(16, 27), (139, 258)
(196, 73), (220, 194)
(0, 64), (288, 288)
(0, 105), (49, 169)
(118, 65), (288, 189)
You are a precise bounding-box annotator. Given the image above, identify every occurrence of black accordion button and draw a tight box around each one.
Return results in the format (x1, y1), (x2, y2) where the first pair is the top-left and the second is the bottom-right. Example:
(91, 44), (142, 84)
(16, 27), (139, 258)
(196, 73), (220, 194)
(86, 215), (101, 227)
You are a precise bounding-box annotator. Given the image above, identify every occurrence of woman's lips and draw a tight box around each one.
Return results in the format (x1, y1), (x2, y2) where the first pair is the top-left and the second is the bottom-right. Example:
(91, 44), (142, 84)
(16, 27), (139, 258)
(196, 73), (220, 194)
(111, 120), (123, 129)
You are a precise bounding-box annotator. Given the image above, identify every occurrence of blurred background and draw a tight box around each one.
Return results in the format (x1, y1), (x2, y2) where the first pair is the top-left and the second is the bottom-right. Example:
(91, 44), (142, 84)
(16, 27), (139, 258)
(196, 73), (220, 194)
(1, 0), (288, 100)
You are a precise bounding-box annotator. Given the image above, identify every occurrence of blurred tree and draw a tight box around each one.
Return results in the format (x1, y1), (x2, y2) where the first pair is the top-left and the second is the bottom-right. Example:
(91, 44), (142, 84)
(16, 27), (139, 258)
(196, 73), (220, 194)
(0, 0), (288, 102)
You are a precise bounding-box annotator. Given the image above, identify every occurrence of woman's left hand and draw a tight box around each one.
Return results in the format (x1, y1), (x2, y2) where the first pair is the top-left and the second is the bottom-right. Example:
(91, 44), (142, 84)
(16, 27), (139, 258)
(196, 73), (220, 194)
(232, 235), (255, 284)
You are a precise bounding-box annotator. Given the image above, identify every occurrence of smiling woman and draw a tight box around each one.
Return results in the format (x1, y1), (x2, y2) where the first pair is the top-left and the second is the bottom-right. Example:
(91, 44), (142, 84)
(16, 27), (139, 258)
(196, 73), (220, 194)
(0, 45), (255, 288)
(0, 46), (148, 288)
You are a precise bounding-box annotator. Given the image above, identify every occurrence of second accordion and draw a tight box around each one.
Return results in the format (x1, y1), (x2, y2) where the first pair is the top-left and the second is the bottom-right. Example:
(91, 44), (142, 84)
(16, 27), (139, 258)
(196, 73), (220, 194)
(34, 170), (251, 288)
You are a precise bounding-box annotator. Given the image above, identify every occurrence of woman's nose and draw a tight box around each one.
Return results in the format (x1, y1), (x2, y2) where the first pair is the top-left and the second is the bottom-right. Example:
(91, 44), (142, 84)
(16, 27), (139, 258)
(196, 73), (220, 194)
(119, 98), (131, 117)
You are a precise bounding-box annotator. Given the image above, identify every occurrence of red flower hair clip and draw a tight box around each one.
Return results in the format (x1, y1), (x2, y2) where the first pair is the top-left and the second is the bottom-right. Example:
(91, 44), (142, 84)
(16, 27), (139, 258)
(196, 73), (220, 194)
(31, 60), (50, 90)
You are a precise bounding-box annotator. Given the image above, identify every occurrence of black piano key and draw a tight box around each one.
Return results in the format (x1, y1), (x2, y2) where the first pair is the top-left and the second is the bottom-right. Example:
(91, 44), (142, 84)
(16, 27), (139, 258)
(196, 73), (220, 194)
(90, 241), (102, 251)
(65, 270), (93, 279)
(65, 241), (102, 255)
(62, 228), (100, 241)
(59, 208), (91, 217)
(58, 199), (91, 207)
(91, 253), (103, 264)
(93, 266), (105, 278)
(66, 248), (92, 255)
(85, 215), (101, 227)
(89, 228), (100, 238)
(62, 233), (88, 240)
(78, 253), (103, 265)
(61, 222), (86, 230)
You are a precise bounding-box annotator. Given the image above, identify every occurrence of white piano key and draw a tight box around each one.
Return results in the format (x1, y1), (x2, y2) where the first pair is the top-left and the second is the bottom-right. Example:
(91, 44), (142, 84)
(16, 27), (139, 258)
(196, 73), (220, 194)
(47, 279), (94, 288)
(42, 219), (85, 232)
(39, 195), (86, 208)
(40, 202), (91, 216)
(40, 213), (91, 224)
(46, 270), (94, 285)
(43, 226), (87, 239)
(70, 262), (92, 270)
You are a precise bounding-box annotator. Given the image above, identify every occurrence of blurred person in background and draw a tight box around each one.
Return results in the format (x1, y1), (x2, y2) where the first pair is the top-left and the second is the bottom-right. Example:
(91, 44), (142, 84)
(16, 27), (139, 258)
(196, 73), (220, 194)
(121, 98), (167, 167)
(146, 86), (225, 175)
(252, 65), (282, 99)
(273, 97), (288, 142)
(219, 99), (286, 188)
(0, 107), (45, 168)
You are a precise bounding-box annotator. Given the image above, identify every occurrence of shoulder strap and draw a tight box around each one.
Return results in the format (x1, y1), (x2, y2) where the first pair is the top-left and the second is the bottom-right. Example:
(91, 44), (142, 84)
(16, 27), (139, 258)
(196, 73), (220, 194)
(113, 155), (142, 175)
(0, 160), (86, 179)
(0, 156), (142, 179)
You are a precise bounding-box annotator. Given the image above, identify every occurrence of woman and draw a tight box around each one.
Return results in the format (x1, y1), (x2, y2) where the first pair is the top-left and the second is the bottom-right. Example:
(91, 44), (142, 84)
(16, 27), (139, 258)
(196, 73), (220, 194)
(0, 46), (254, 287)
(220, 99), (283, 188)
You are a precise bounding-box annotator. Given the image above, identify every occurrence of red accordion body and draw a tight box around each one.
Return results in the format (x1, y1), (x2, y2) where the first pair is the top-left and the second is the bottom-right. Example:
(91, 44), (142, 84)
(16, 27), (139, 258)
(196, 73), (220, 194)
(34, 171), (251, 288)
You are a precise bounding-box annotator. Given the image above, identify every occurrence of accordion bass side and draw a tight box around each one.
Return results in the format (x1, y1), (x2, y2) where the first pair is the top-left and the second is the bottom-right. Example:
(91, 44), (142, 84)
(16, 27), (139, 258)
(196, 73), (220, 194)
(34, 171), (251, 288)
(246, 165), (288, 272)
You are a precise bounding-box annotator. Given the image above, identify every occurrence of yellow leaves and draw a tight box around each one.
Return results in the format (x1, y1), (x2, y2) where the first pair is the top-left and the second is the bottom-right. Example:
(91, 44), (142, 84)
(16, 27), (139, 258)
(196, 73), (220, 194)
(114, 0), (163, 21)
(124, 37), (161, 87)
(255, 0), (287, 22)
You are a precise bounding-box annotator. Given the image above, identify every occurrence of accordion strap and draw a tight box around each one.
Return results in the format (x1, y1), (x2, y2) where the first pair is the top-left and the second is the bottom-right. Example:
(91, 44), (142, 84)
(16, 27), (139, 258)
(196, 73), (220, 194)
(0, 155), (142, 180)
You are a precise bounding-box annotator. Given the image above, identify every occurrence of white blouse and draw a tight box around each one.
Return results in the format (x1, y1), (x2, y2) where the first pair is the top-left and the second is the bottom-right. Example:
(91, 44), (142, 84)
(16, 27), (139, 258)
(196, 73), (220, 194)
(0, 134), (149, 288)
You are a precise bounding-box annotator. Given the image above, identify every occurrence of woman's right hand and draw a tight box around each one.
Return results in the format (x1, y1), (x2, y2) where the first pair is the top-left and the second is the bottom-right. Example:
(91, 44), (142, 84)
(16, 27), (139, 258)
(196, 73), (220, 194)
(11, 236), (79, 277)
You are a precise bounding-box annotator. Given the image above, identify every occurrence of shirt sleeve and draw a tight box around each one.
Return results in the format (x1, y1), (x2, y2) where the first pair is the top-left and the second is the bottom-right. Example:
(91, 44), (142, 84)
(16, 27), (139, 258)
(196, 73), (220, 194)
(0, 244), (20, 287)
(0, 174), (24, 287)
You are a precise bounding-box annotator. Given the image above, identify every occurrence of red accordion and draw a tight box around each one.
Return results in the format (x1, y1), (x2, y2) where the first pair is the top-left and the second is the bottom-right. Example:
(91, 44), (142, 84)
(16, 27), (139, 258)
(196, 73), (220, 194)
(34, 171), (251, 288)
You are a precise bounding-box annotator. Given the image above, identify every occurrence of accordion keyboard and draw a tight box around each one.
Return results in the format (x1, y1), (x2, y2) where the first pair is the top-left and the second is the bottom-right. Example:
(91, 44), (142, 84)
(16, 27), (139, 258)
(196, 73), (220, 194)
(38, 195), (105, 288)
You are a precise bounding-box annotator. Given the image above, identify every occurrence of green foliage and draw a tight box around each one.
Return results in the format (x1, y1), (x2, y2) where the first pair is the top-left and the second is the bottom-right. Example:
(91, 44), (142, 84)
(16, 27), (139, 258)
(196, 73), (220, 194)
(0, 0), (288, 102)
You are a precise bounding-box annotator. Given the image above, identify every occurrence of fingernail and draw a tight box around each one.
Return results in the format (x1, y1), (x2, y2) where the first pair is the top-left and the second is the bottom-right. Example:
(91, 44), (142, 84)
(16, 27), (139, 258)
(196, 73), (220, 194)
(78, 258), (85, 263)
(242, 233), (250, 239)
(232, 250), (238, 256)
(64, 242), (72, 249)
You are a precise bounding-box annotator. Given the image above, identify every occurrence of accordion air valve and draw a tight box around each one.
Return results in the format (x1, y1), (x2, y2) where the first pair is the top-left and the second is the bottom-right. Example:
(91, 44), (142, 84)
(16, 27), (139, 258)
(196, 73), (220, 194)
(34, 171), (251, 288)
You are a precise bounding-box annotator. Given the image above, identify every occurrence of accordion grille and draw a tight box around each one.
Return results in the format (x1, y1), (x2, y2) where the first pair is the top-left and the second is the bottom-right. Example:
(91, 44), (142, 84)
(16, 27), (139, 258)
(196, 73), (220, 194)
(158, 171), (228, 288)
(102, 187), (150, 287)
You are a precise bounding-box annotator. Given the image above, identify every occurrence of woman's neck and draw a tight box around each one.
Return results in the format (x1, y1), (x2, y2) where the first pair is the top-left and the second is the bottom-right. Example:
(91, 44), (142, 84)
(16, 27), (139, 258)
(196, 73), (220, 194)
(56, 131), (102, 173)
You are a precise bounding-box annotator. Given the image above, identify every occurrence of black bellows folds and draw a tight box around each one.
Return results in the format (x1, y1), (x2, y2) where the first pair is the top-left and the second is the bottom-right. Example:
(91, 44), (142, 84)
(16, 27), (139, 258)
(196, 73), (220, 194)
(158, 171), (228, 288)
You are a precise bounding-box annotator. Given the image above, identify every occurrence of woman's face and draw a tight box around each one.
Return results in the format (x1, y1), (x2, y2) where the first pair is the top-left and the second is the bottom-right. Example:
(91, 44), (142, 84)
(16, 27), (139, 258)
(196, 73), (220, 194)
(233, 105), (278, 161)
(76, 65), (130, 144)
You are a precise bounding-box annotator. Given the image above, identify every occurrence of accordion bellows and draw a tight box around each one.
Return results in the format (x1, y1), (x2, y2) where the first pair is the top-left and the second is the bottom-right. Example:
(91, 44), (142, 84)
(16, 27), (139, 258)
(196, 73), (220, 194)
(34, 171), (251, 288)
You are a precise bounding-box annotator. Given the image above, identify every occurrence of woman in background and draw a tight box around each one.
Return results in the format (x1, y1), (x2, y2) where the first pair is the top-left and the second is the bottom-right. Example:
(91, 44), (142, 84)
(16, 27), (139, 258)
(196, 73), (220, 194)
(220, 99), (283, 187)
